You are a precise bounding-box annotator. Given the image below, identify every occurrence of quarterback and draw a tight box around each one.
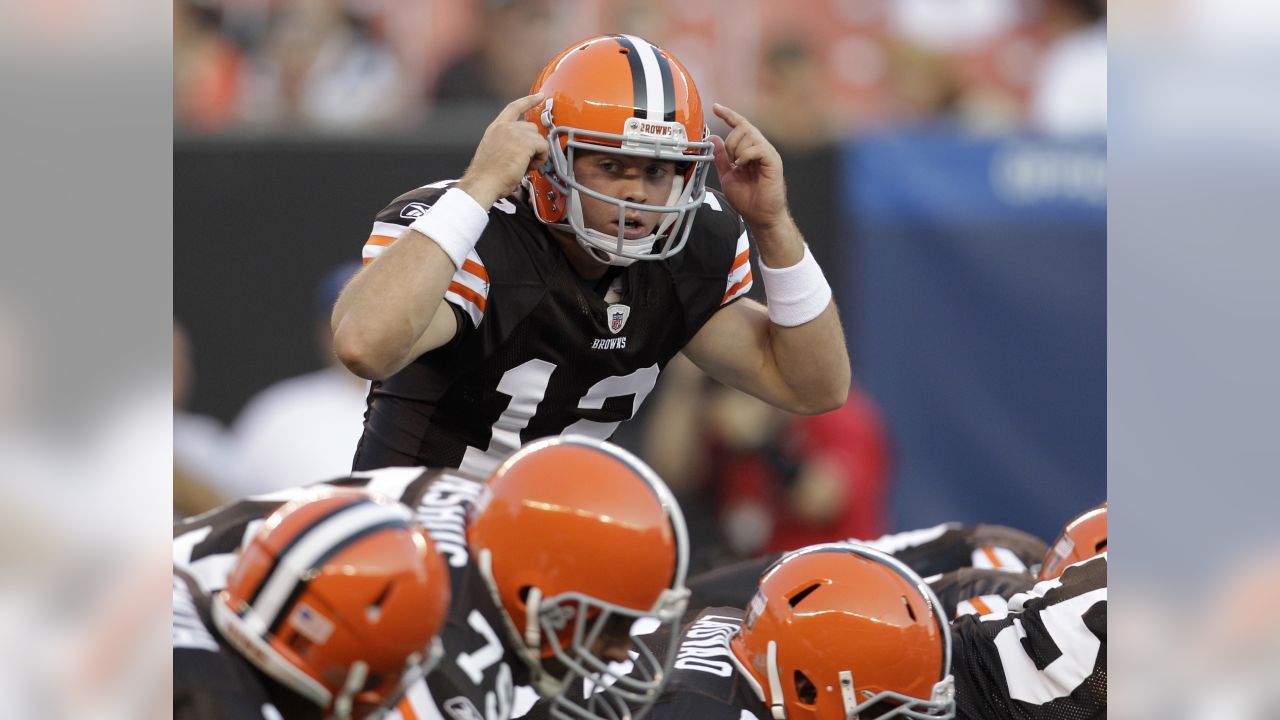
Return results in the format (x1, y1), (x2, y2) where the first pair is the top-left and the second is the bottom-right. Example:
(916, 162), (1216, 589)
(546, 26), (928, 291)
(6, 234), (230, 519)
(331, 34), (850, 473)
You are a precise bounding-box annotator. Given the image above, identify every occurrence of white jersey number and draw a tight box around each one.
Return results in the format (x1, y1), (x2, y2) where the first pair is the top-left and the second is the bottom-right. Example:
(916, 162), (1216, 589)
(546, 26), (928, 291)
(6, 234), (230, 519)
(991, 587), (1106, 704)
(458, 359), (660, 476)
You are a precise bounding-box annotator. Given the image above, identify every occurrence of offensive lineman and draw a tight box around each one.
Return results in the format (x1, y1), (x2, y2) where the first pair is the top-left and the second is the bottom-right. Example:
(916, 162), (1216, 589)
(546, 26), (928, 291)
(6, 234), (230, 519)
(527, 543), (958, 720)
(685, 521), (1050, 611)
(331, 34), (850, 475)
(174, 436), (691, 720)
(527, 543), (1107, 720)
(173, 489), (451, 719)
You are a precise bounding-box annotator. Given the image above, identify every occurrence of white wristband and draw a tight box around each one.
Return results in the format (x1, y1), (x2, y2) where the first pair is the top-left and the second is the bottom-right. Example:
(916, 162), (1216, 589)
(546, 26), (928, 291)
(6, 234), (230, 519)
(759, 244), (833, 327)
(408, 188), (490, 269)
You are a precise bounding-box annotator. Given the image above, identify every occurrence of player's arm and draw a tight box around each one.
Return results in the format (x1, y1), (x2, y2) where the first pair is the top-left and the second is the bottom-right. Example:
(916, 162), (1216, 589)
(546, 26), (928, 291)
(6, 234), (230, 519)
(683, 295), (847, 414)
(682, 104), (850, 415)
(332, 93), (547, 380)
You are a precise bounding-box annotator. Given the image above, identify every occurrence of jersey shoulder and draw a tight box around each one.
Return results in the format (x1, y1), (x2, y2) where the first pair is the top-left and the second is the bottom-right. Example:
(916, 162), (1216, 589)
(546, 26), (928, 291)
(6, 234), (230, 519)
(172, 572), (282, 720)
(672, 189), (748, 277)
(374, 181), (458, 226)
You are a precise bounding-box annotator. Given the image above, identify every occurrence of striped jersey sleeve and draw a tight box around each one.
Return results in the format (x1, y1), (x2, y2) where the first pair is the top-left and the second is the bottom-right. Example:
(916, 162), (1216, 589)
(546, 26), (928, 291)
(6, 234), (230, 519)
(362, 220), (409, 265)
(721, 229), (753, 305)
(956, 594), (1013, 619)
(361, 181), (492, 328)
(443, 250), (490, 328)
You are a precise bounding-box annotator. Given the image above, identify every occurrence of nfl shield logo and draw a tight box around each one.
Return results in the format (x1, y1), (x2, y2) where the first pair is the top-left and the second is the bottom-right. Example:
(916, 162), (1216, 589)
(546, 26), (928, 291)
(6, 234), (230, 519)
(607, 303), (630, 334)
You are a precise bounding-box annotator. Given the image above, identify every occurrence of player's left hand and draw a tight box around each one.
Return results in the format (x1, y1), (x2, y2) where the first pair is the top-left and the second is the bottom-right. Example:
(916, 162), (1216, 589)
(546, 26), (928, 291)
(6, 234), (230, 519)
(710, 103), (789, 231)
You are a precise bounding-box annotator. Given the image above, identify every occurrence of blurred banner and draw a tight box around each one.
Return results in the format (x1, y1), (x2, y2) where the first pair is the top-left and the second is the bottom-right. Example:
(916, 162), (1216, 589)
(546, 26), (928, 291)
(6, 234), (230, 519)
(841, 131), (1106, 541)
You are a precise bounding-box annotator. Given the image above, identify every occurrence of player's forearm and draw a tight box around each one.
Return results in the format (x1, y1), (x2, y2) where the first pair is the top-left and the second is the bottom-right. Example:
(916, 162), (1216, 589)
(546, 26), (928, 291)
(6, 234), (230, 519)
(331, 232), (456, 380)
(750, 216), (851, 414)
(765, 303), (851, 414)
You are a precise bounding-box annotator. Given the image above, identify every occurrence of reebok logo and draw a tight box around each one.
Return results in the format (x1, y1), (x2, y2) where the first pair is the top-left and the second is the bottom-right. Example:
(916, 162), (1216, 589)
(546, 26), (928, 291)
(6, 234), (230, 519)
(399, 202), (431, 219)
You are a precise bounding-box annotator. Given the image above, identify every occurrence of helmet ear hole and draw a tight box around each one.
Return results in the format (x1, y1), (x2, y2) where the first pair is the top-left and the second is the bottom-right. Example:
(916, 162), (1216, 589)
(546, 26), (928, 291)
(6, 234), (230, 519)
(793, 670), (818, 705)
(518, 585), (536, 604)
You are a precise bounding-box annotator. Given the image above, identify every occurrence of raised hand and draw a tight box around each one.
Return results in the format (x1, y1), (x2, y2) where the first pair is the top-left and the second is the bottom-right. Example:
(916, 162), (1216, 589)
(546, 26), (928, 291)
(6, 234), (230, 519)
(710, 103), (790, 233)
(457, 93), (549, 208)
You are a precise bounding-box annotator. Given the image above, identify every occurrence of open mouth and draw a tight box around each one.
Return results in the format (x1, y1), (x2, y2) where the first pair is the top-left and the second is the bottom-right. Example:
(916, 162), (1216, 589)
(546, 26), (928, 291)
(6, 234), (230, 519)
(611, 218), (651, 240)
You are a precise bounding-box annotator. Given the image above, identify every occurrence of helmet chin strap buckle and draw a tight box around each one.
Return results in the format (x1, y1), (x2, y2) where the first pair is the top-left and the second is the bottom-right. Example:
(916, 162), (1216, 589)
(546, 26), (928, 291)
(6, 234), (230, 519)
(767, 640), (787, 720)
(329, 660), (368, 720)
(839, 670), (859, 720)
(524, 586), (544, 650)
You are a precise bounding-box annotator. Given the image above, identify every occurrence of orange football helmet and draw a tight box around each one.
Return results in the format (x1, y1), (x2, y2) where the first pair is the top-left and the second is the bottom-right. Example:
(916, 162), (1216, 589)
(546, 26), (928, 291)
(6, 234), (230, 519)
(468, 435), (691, 720)
(524, 34), (716, 266)
(729, 543), (955, 720)
(212, 489), (450, 720)
(1039, 502), (1107, 581)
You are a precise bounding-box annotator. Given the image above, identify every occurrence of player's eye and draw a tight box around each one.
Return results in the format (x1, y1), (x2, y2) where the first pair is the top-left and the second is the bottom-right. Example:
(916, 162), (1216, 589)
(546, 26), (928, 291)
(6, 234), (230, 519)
(598, 159), (620, 173)
(645, 164), (671, 179)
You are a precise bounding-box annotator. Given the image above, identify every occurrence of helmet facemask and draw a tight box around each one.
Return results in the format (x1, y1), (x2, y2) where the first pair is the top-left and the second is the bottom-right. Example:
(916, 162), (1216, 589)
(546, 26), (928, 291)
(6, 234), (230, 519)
(536, 100), (715, 267)
(530, 587), (689, 720)
(476, 549), (690, 720)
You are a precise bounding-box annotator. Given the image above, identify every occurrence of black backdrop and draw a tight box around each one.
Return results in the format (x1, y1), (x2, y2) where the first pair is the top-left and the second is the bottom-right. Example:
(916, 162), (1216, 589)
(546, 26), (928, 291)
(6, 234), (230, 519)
(174, 138), (841, 423)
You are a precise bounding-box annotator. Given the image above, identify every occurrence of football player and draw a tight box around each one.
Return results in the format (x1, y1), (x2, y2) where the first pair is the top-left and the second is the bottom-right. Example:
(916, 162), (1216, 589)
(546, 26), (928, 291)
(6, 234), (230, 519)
(686, 521), (1050, 611)
(938, 502), (1108, 620)
(331, 34), (850, 475)
(173, 488), (451, 719)
(951, 552), (1107, 719)
(173, 436), (691, 720)
(526, 543), (957, 720)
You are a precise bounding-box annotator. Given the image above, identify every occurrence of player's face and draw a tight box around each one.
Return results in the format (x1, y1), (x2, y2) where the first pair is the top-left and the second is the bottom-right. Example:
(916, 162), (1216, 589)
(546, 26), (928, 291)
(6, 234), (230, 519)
(589, 613), (636, 663)
(572, 151), (678, 240)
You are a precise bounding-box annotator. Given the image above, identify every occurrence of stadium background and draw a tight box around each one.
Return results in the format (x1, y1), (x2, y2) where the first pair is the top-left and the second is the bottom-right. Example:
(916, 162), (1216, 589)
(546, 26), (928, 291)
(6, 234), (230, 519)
(174, 0), (1105, 555)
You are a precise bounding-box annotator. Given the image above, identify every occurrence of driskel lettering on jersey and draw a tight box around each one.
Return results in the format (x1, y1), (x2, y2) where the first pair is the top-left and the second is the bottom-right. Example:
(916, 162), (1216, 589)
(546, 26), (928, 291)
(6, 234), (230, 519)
(673, 614), (741, 677)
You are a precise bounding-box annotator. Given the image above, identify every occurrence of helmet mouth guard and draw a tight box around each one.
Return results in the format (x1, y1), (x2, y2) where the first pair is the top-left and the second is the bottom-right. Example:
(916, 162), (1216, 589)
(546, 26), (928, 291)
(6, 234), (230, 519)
(539, 588), (689, 720)
(542, 115), (715, 266)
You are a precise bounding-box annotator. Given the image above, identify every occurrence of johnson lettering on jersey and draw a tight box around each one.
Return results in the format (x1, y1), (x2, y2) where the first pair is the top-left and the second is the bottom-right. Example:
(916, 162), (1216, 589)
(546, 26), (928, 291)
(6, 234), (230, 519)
(354, 184), (752, 475)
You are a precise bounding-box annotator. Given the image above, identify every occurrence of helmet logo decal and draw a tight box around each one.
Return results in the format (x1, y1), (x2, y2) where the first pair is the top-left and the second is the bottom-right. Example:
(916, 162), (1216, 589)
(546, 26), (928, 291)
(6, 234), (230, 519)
(289, 602), (336, 644)
(607, 304), (630, 334)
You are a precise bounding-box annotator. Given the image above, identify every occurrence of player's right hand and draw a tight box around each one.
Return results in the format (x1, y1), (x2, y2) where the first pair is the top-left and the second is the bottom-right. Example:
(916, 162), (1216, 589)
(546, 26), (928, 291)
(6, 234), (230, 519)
(457, 93), (549, 208)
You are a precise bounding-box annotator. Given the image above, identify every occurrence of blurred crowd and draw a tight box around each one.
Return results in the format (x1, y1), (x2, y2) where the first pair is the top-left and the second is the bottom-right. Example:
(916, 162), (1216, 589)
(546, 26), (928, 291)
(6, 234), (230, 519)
(175, 0), (1106, 138)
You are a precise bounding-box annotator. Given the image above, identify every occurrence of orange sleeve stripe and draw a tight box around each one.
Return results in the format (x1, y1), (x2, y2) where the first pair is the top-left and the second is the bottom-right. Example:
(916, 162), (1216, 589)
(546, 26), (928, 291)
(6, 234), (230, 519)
(448, 281), (487, 312)
(397, 698), (419, 720)
(721, 271), (753, 304)
(982, 546), (1003, 568)
(461, 258), (489, 282)
(730, 249), (750, 273)
(362, 258), (374, 266)
(365, 234), (396, 247)
(969, 596), (994, 616)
